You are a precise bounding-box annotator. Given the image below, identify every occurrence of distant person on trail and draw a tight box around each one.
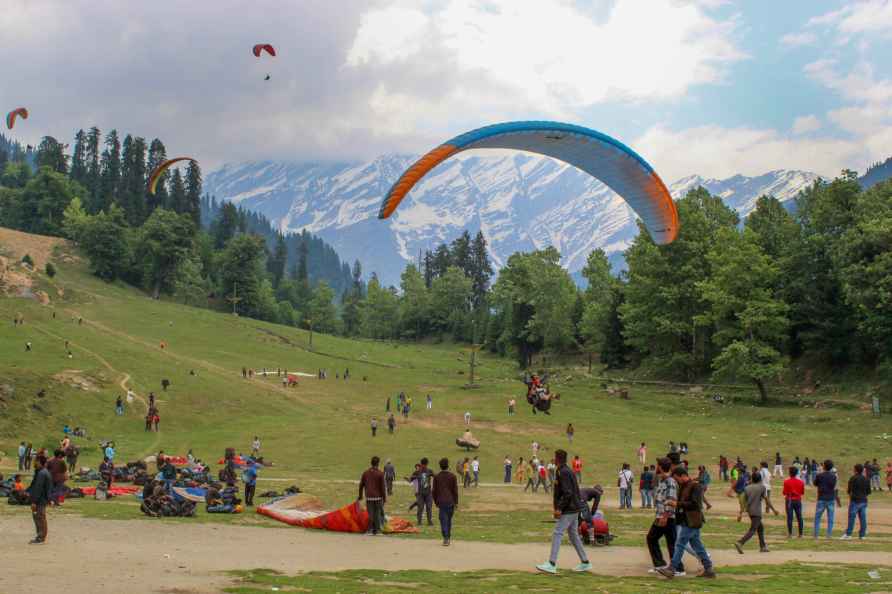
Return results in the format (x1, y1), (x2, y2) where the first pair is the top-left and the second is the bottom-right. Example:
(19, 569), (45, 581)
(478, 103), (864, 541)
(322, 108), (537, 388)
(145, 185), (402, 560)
(759, 462), (774, 513)
(783, 466), (805, 538)
(523, 459), (536, 492)
(472, 456), (480, 487)
(371, 417), (378, 437)
(657, 467), (715, 579)
(46, 449), (68, 506)
(115, 396), (123, 416)
(387, 413), (396, 434)
(536, 449), (591, 575)
(774, 452), (783, 477)
(148, 392), (155, 407)
(18, 442), (27, 471)
(841, 463), (871, 540)
(814, 459), (837, 538)
(415, 458), (434, 526)
(27, 455), (52, 544)
(464, 411), (471, 426)
(508, 398), (516, 415)
(24, 443), (33, 470)
(385, 397), (390, 412)
(536, 462), (550, 493)
(531, 441), (540, 458)
(618, 463), (634, 509)
(462, 458), (471, 488)
(639, 442), (647, 465)
(426, 394), (432, 410)
(384, 459), (396, 496)
(566, 424), (574, 443)
(572, 456), (582, 483)
(252, 437), (261, 456)
(99, 456), (114, 488)
(734, 470), (778, 554)
(433, 457), (459, 546)
(104, 442), (115, 462)
(640, 465), (655, 508)
(719, 455), (729, 481)
(65, 445), (79, 475)
(358, 456), (386, 536)
(504, 456), (513, 483)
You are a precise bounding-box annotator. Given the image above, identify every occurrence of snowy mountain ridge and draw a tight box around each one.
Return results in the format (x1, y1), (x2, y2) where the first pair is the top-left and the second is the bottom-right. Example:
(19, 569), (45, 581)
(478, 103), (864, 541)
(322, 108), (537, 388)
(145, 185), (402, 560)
(205, 154), (821, 285)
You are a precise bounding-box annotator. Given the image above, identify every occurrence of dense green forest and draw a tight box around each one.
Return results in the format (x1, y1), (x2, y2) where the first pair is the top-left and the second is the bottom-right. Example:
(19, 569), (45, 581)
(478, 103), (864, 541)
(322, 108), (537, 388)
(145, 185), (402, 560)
(1, 130), (890, 399)
(0, 129), (356, 327)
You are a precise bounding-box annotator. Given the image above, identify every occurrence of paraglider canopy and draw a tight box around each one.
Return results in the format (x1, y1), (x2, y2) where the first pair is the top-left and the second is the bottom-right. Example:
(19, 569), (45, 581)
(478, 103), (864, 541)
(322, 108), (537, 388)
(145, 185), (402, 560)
(6, 107), (28, 130)
(147, 157), (197, 195)
(252, 44), (276, 57)
(378, 121), (679, 245)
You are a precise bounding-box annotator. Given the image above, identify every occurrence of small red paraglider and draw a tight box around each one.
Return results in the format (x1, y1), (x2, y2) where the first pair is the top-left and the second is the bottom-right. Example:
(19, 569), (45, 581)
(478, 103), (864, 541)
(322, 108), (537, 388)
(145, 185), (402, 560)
(252, 44), (276, 58)
(6, 107), (28, 130)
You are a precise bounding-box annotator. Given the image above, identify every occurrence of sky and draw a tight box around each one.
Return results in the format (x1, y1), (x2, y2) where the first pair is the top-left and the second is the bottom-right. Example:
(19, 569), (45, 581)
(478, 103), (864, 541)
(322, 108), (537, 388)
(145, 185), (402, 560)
(2, 0), (891, 181)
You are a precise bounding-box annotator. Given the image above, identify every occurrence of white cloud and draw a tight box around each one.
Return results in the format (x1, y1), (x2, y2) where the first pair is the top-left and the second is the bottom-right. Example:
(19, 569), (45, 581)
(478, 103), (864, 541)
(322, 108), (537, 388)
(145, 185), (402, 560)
(780, 31), (817, 47)
(792, 115), (821, 134)
(346, 0), (745, 120)
(805, 59), (892, 104)
(635, 124), (859, 180)
(806, 0), (892, 36)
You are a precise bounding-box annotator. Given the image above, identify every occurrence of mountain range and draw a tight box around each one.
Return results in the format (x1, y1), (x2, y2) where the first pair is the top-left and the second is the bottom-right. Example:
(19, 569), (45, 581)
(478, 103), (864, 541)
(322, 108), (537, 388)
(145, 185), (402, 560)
(205, 154), (823, 286)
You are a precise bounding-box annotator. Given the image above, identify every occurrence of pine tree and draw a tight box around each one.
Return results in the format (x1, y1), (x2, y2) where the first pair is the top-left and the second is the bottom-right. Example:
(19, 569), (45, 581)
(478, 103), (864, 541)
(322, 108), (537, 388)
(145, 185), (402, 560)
(450, 230), (472, 276)
(146, 139), (169, 213)
(98, 129), (121, 213)
(469, 230), (493, 307)
(213, 201), (239, 248)
(36, 136), (68, 174)
(169, 169), (187, 214)
(432, 244), (452, 279)
(422, 250), (434, 288)
(120, 135), (147, 225)
(0, 146), (8, 172)
(184, 159), (202, 226)
(268, 233), (288, 287)
(85, 127), (102, 212)
(70, 129), (88, 187)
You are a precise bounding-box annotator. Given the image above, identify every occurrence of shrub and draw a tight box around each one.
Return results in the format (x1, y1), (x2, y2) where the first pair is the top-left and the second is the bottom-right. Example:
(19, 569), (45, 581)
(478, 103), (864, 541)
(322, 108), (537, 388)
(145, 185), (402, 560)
(45, 262), (56, 278)
(21, 254), (34, 267)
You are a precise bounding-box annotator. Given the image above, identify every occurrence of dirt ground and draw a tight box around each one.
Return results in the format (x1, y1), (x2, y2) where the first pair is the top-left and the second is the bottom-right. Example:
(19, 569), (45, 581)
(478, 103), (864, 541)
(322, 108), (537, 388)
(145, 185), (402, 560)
(2, 499), (892, 594)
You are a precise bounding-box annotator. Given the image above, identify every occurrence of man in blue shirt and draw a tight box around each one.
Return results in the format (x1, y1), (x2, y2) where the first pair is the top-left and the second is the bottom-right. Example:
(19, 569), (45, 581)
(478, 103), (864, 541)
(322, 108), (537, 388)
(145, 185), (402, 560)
(813, 459), (837, 538)
(18, 442), (26, 470)
(105, 442), (116, 462)
(243, 461), (258, 506)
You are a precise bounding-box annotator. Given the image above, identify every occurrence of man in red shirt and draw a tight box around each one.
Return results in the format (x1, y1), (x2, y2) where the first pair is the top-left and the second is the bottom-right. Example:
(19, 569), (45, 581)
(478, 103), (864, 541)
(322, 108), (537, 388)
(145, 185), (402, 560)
(782, 466), (805, 538)
(572, 456), (583, 482)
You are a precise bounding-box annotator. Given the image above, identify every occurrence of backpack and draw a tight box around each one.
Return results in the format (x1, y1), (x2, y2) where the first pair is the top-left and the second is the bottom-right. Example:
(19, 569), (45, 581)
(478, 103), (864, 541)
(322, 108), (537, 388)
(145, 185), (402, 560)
(419, 470), (432, 495)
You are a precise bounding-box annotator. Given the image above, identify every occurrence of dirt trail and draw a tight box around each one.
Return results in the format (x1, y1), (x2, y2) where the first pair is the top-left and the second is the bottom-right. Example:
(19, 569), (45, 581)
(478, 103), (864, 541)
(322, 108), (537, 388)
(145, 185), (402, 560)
(2, 514), (889, 594)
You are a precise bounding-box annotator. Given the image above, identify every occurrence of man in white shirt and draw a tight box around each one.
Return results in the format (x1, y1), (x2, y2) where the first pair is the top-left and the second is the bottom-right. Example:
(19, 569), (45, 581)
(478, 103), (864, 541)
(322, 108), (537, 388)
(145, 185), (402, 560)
(759, 461), (773, 513)
(532, 441), (540, 457)
(618, 463), (634, 509)
(464, 411), (471, 426)
(252, 436), (261, 456)
(471, 457), (480, 487)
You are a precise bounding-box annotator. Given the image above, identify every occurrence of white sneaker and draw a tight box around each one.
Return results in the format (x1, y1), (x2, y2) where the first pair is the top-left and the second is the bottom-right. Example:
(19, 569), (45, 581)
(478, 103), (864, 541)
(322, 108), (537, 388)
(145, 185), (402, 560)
(674, 571), (686, 577)
(839, 534), (851, 540)
(648, 566), (668, 574)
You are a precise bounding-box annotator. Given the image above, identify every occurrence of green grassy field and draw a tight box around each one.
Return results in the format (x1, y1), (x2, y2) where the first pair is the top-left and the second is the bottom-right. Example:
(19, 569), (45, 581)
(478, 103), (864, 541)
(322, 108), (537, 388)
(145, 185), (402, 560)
(2, 232), (892, 561)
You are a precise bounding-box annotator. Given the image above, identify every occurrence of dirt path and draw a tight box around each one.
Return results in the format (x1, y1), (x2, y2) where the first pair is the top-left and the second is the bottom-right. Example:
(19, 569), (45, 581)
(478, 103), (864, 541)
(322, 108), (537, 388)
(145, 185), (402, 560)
(2, 514), (889, 594)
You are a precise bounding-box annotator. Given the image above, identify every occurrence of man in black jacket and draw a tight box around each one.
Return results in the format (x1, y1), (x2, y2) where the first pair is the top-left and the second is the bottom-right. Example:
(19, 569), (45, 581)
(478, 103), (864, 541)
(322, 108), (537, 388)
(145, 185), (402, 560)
(658, 467), (715, 579)
(841, 463), (871, 540)
(27, 455), (52, 544)
(536, 449), (591, 574)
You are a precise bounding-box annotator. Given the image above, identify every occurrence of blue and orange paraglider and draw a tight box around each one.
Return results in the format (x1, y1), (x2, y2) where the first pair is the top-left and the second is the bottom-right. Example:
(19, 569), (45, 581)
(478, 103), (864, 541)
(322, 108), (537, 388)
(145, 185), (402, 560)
(147, 157), (196, 195)
(6, 107), (28, 130)
(378, 121), (679, 245)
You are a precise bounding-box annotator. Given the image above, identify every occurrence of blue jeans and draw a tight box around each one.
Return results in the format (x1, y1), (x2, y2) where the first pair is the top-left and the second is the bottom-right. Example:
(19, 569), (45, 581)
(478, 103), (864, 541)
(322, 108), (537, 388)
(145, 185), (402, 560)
(814, 499), (835, 537)
(504, 465), (512, 483)
(438, 504), (454, 540)
(845, 501), (867, 538)
(671, 525), (712, 572)
(548, 513), (588, 565)
(619, 488), (631, 508)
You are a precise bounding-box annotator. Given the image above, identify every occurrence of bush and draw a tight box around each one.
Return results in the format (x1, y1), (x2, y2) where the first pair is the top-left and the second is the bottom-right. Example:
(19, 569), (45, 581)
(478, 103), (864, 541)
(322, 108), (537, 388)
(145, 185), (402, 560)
(21, 253), (34, 267)
(45, 262), (56, 278)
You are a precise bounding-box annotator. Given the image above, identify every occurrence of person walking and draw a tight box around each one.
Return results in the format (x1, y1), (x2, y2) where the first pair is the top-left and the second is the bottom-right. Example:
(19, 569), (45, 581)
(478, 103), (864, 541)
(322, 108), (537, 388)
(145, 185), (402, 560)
(566, 423), (574, 443)
(384, 459), (396, 496)
(387, 413), (396, 435)
(536, 449), (591, 574)
(115, 396), (124, 416)
(773, 452), (783, 477)
(27, 455), (52, 544)
(358, 456), (387, 535)
(415, 458), (434, 527)
(46, 449), (68, 506)
(638, 442), (647, 465)
(759, 462), (774, 514)
(841, 463), (871, 540)
(24, 443), (33, 470)
(734, 471), (778, 553)
(657, 467), (716, 579)
(243, 461), (258, 507)
(640, 465), (654, 508)
(646, 459), (677, 573)
(732, 464), (749, 522)
(471, 456), (480, 487)
(869, 459), (882, 492)
(104, 442), (116, 463)
(462, 458), (471, 488)
(523, 459), (537, 493)
(618, 463), (634, 509)
(536, 462), (551, 493)
(426, 394), (432, 410)
(17, 442), (26, 471)
(385, 396), (390, 413)
(464, 411), (471, 426)
(251, 436), (261, 457)
(504, 456), (513, 483)
(508, 398), (516, 416)
(370, 417), (378, 437)
(718, 455), (729, 482)
(783, 466), (805, 538)
(433, 457), (459, 546)
(814, 459), (837, 538)
(572, 455), (583, 483)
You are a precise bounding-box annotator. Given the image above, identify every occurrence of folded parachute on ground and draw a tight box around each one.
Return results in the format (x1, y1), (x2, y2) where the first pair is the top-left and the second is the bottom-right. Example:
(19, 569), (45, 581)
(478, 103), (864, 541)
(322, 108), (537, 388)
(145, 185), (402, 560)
(378, 121), (678, 245)
(6, 107), (28, 130)
(257, 494), (417, 534)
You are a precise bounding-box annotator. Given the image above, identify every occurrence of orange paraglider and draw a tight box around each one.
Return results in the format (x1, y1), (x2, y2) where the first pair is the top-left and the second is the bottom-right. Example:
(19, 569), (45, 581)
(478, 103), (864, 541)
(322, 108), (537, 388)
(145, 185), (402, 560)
(6, 107), (28, 130)
(147, 157), (196, 195)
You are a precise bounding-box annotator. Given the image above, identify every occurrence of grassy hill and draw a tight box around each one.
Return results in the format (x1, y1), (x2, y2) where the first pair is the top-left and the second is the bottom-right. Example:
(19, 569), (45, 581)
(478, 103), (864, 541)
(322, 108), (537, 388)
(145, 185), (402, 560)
(1, 227), (891, 547)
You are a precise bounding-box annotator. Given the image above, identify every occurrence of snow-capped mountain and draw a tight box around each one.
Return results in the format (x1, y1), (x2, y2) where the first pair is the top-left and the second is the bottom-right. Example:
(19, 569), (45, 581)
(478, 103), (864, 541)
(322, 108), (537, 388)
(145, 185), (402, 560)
(205, 155), (820, 285)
